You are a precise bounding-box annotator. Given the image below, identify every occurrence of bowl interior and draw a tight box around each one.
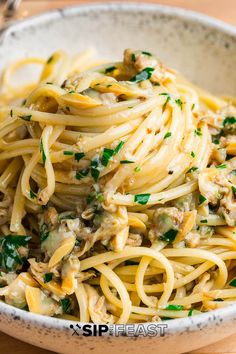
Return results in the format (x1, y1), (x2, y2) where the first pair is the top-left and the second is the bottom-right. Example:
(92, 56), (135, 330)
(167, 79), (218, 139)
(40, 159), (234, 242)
(1, 3), (236, 94)
(1, 3), (236, 344)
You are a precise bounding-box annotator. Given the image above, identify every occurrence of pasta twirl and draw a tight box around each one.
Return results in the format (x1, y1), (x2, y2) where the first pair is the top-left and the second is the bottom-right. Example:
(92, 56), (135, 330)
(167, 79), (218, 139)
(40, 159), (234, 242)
(0, 48), (236, 323)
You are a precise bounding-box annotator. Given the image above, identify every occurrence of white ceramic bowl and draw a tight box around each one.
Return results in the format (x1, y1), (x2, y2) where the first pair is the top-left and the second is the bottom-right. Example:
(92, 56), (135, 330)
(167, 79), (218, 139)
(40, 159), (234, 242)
(1, 3), (236, 354)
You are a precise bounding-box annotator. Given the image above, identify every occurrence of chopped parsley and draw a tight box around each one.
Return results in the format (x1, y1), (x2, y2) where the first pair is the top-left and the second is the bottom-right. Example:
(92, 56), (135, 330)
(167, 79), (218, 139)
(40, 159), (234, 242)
(10, 109), (13, 117)
(91, 168), (100, 182)
(120, 160), (135, 164)
(0, 235), (31, 271)
(232, 185), (236, 198)
(105, 66), (117, 74)
(188, 309), (193, 317)
(229, 278), (236, 287)
(40, 223), (50, 243)
(75, 239), (82, 247)
(160, 229), (178, 244)
(19, 114), (32, 121)
(113, 141), (124, 155)
(165, 304), (184, 311)
(74, 152), (85, 162)
(223, 116), (236, 126)
(40, 140), (46, 166)
(134, 166), (141, 173)
(175, 98), (183, 109)
(160, 93), (171, 109)
(200, 219), (208, 224)
(101, 148), (114, 167)
(199, 194), (207, 205)
(91, 157), (100, 182)
(164, 132), (172, 139)
(60, 298), (71, 313)
(63, 151), (74, 156)
(194, 128), (202, 136)
(134, 193), (151, 205)
(130, 67), (154, 83)
(69, 90), (75, 94)
(29, 190), (37, 199)
(213, 139), (220, 145)
(47, 55), (54, 64)
(191, 103), (195, 111)
(44, 273), (53, 283)
(142, 51), (152, 56)
(131, 53), (136, 62)
(216, 164), (227, 169)
(191, 151), (195, 158)
(75, 169), (89, 180)
(187, 166), (198, 173)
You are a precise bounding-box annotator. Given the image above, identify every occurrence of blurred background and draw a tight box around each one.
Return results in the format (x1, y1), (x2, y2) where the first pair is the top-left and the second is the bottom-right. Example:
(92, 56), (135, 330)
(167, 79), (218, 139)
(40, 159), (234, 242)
(0, 0), (236, 26)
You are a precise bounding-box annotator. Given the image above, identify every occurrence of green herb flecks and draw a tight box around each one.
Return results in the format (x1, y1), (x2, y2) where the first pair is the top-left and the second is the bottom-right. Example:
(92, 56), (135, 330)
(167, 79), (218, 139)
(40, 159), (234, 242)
(120, 160), (135, 164)
(74, 152), (85, 162)
(187, 166), (198, 173)
(63, 151), (74, 156)
(131, 53), (136, 62)
(142, 51), (152, 56)
(105, 66), (117, 74)
(113, 141), (124, 155)
(29, 190), (37, 199)
(164, 132), (172, 139)
(60, 298), (71, 313)
(19, 114), (32, 122)
(216, 164), (227, 169)
(44, 273), (53, 283)
(188, 309), (193, 317)
(213, 139), (220, 145)
(75, 169), (89, 180)
(40, 140), (46, 166)
(134, 193), (151, 205)
(130, 67), (154, 83)
(134, 166), (141, 172)
(191, 151), (195, 158)
(159, 93), (171, 109)
(40, 223), (50, 243)
(0, 235), (31, 272)
(165, 304), (184, 311)
(229, 278), (236, 287)
(200, 219), (208, 224)
(175, 98), (183, 109)
(232, 185), (236, 198)
(199, 194), (207, 205)
(91, 157), (100, 182)
(194, 128), (202, 136)
(101, 148), (114, 167)
(160, 229), (178, 244)
(47, 55), (54, 64)
(223, 116), (236, 126)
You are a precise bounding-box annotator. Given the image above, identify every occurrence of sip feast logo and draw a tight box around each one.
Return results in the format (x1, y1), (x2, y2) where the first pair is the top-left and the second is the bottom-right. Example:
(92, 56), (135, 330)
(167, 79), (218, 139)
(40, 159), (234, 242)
(70, 323), (168, 337)
(70, 324), (109, 337)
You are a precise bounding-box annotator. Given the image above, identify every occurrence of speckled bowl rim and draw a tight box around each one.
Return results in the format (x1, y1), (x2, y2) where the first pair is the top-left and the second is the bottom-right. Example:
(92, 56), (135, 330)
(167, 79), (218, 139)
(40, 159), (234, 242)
(1, 2), (236, 336)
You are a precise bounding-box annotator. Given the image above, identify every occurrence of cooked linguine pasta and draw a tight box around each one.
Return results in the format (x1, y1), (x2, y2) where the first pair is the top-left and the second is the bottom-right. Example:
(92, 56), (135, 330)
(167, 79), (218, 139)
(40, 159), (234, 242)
(0, 48), (236, 323)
